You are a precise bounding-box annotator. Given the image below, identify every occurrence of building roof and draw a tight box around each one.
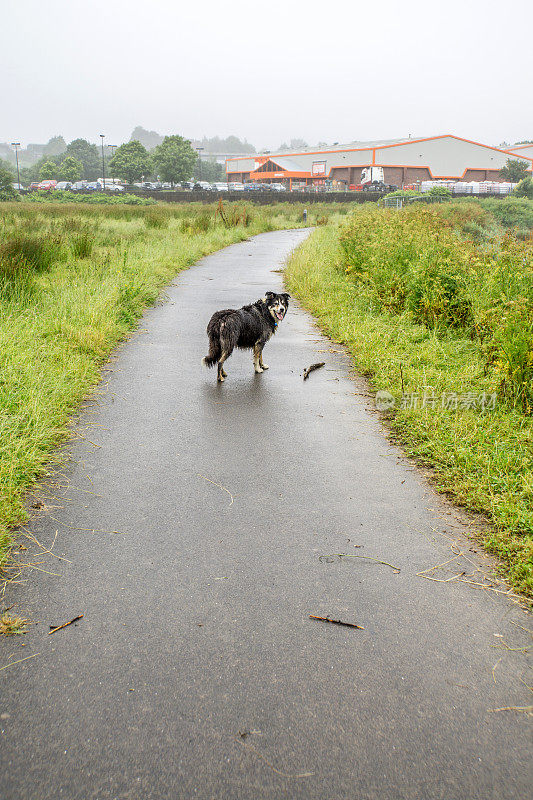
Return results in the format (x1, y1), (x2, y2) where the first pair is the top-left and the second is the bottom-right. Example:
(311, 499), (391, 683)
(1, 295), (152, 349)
(227, 135), (533, 180)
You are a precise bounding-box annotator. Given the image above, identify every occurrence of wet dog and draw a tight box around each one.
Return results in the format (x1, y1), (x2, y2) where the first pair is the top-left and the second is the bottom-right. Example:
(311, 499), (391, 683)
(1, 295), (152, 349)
(202, 291), (290, 382)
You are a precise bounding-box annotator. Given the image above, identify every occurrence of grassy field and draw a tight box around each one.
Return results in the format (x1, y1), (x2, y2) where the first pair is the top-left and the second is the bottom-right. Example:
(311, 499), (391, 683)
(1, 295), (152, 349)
(285, 200), (533, 596)
(0, 200), (350, 576)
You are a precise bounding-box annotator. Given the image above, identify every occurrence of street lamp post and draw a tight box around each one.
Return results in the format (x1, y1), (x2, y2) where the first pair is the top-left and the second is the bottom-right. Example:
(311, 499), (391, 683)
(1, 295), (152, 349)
(195, 146), (204, 181)
(99, 134), (106, 188)
(11, 142), (21, 189)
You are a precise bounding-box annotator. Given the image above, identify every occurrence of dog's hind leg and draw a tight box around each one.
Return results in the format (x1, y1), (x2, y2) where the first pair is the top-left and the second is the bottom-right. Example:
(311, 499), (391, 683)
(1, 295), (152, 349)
(259, 350), (269, 370)
(253, 344), (264, 374)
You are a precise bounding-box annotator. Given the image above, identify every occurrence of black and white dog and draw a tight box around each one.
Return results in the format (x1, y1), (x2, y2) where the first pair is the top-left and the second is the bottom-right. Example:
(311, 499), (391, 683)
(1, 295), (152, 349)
(202, 291), (290, 382)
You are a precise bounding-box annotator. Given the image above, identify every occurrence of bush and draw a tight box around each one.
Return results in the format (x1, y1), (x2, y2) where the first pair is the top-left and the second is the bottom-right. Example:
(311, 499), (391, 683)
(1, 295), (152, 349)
(0, 164), (17, 201)
(513, 177), (533, 200)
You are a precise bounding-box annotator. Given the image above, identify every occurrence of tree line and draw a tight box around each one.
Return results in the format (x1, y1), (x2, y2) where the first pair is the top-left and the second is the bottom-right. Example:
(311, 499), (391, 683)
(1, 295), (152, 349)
(0, 135), (226, 186)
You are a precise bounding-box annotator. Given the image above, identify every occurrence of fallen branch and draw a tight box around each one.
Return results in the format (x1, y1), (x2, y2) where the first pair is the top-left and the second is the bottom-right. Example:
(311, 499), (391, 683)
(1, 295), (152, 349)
(309, 615), (364, 629)
(197, 474), (234, 507)
(487, 706), (533, 715)
(319, 553), (400, 574)
(0, 653), (40, 672)
(48, 615), (83, 635)
(234, 736), (313, 778)
(303, 362), (325, 380)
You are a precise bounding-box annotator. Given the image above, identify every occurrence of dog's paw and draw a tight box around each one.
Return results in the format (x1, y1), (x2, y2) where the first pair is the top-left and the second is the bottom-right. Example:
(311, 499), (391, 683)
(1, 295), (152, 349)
(217, 375), (225, 383)
(254, 367), (264, 374)
(261, 363), (269, 370)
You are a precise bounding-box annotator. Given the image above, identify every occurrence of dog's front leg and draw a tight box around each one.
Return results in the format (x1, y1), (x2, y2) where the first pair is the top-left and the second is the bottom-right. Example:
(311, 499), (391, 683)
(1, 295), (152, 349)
(253, 343), (264, 373)
(259, 350), (269, 370)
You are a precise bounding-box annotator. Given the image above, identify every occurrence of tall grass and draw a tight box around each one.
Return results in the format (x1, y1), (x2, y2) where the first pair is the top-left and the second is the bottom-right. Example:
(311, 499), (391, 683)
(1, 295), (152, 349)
(285, 220), (533, 596)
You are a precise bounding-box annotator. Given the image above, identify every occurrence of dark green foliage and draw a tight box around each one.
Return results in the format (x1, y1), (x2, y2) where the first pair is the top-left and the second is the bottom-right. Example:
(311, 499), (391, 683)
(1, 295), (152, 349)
(152, 135), (197, 184)
(65, 139), (101, 180)
(0, 163), (17, 200)
(109, 140), (152, 184)
(513, 177), (533, 199)
(59, 156), (83, 182)
(39, 160), (57, 180)
(193, 159), (225, 182)
(499, 158), (529, 183)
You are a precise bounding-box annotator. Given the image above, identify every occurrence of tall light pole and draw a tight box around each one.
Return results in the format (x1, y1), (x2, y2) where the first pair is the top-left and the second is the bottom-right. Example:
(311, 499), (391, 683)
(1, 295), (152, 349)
(99, 134), (105, 188)
(195, 146), (204, 181)
(11, 142), (21, 189)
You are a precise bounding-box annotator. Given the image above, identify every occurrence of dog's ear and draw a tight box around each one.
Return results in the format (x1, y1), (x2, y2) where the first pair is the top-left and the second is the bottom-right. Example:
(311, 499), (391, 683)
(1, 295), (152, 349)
(265, 291), (275, 300)
(281, 293), (291, 301)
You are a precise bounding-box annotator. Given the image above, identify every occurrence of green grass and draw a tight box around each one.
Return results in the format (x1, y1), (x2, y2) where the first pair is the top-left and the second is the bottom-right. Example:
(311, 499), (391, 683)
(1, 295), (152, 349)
(0, 200), (347, 577)
(285, 225), (533, 596)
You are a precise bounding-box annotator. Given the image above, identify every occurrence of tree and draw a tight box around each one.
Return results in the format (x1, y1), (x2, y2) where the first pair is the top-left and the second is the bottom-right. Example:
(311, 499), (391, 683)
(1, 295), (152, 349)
(129, 126), (164, 151)
(0, 162), (17, 200)
(39, 160), (57, 180)
(499, 158), (529, 183)
(193, 158), (225, 182)
(65, 139), (100, 179)
(109, 140), (151, 184)
(152, 135), (196, 183)
(44, 136), (67, 156)
(513, 177), (533, 199)
(59, 156), (83, 182)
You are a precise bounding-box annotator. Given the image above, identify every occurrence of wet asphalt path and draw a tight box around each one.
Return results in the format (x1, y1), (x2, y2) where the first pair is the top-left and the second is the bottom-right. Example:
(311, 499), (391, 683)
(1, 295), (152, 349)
(1, 229), (531, 800)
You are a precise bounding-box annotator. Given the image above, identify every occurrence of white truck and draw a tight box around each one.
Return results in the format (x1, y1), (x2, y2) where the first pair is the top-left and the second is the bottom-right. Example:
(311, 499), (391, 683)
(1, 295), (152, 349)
(360, 166), (397, 192)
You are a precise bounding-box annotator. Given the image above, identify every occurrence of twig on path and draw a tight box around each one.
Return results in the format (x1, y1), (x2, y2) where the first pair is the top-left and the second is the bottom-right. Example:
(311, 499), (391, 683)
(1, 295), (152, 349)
(487, 706), (533, 715)
(492, 658), (502, 683)
(48, 615), (83, 635)
(47, 516), (126, 535)
(234, 736), (313, 779)
(319, 553), (400, 574)
(309, 615), (364, 630)
(198, 474), (234, 507)
(303, 362), (325, 380)
(0, 653), (41, 672)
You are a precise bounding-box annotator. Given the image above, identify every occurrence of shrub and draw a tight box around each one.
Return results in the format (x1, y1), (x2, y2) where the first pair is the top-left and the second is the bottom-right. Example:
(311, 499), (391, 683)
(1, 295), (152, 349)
(513, 177), (533, 200)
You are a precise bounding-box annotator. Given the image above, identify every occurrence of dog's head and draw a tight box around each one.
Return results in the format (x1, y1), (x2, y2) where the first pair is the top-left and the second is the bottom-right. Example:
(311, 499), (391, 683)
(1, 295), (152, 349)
(264, 291), (290, 323)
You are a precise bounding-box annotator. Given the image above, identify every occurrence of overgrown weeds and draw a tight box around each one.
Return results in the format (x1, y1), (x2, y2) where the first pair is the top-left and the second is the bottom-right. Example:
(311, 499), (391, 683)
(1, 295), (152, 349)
(285, 221), (533, 596)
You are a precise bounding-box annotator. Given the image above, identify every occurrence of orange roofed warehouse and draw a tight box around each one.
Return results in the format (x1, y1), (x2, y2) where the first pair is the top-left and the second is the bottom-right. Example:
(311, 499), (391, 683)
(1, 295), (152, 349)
(226, 135), (533, 189)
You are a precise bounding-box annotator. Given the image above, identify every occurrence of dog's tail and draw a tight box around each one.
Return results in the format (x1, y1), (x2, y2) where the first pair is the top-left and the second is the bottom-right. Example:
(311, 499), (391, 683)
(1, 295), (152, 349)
(202, 329), (221, 368)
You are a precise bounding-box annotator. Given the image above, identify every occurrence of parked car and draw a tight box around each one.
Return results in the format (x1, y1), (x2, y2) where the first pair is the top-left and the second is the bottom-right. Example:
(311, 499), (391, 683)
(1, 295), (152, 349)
(29, 182), (41, 190)
(212, 182), (229, 192)
(55, 181), (72, 191)
(161, 182), (172, 189)
(193, 181), (212, 191)
(270, 183), (287, 192)
(228, 182), (245, 191)
(11, 183), (25, 191)
(37, 180), (57, 191)
(70, 181), (88, 191)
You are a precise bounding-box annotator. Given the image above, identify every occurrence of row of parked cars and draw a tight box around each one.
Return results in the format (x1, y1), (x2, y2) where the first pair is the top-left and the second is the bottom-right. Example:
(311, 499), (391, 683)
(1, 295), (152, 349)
(17, 179), (292, 193)
(24, 179), (124, 192)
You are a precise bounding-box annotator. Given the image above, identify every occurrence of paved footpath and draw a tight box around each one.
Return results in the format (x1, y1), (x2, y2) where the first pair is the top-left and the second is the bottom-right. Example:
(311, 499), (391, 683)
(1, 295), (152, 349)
(1, 230), (531, 800)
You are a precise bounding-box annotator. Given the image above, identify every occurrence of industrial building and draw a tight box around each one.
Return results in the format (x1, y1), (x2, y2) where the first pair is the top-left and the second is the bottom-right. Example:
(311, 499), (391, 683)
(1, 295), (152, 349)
(505, 143), (533, 162)
(226, 135), (533, 189)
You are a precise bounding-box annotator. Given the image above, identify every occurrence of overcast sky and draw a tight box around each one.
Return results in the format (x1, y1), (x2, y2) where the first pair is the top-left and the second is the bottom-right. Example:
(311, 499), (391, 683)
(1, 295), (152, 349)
(2, 0), (532, 150)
